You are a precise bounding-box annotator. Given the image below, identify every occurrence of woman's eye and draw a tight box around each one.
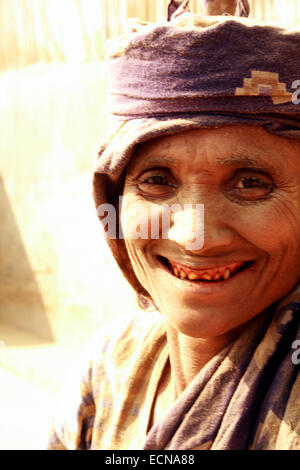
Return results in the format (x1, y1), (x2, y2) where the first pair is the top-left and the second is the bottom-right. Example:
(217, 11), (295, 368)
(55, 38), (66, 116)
(142, 175), (170, 185)
(236, 176), (271, 189)
(226, 174), (273, 201)
(137, 172), (176, 197)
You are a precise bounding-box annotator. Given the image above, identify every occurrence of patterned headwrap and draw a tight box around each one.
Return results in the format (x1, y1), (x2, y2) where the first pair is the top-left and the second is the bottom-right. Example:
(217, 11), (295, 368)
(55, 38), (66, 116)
(93, 0), (300, 299)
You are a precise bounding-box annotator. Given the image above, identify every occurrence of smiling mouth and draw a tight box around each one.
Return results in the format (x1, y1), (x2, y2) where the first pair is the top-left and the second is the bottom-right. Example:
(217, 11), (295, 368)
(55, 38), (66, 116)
(158, 256), (253, 282)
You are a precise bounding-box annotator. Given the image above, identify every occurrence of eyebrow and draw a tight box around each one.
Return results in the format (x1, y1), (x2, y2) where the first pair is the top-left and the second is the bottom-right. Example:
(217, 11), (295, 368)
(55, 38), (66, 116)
(133, 145), (284, 180)
(138, 155), (175, 167)
(131, 155), (175, 174)
(136, 153), (281, 174)
(215, 155), (282, 177)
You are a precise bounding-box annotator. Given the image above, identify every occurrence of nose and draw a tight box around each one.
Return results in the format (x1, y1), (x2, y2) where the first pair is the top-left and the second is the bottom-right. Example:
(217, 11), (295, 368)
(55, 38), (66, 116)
(167, 203), (235, 253)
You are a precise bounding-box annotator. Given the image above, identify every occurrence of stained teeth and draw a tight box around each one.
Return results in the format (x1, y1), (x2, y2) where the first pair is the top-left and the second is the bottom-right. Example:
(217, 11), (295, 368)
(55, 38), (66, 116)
(202, 273), (212, 281)
(188, 272), (199, 280)
(170, 262), (243, 281)
(179, 270), (187, 279)
(222, 268), (231, 280)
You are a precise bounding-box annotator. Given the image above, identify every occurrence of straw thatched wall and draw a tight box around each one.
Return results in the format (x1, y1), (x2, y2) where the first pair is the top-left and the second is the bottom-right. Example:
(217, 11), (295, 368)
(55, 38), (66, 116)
(0, 0), (299, 71)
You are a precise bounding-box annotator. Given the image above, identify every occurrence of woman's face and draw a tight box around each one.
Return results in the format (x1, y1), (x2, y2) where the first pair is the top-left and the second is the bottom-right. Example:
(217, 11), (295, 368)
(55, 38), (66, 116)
(121, 125), (300, 338)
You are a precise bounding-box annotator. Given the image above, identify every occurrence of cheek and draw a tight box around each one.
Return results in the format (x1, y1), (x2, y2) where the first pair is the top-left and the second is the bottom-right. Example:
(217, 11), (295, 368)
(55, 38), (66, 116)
(120, 195), (152, 242)
(121, 194), (171, 243)
(120, 195), (156, 287)
(234, 200), (300, 267)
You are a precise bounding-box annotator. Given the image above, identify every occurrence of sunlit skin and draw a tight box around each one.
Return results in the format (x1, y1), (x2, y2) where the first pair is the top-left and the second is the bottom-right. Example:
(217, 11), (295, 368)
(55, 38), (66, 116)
(121, 125), (300, 400)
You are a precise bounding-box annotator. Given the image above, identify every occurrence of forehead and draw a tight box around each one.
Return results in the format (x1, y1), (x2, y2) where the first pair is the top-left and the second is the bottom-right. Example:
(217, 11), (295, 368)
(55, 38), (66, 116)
(127, 125), (300, 176)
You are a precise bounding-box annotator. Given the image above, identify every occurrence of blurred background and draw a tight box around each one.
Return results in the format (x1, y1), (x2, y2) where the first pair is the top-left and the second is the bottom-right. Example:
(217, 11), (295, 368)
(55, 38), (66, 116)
(0, 0), (299, 450)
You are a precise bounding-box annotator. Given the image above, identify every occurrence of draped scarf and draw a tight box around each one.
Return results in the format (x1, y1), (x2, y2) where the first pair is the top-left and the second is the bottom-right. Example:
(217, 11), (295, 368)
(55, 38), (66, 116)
(143, 287), (300, 450)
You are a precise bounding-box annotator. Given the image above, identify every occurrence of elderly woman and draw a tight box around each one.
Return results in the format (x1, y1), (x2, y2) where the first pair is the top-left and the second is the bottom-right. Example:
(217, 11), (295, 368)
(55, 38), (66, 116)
(48, 0), (300, 450)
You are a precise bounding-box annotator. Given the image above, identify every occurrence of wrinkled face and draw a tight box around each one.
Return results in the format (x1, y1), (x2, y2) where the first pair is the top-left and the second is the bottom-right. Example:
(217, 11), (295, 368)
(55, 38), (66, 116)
(121, 125), (300, 338)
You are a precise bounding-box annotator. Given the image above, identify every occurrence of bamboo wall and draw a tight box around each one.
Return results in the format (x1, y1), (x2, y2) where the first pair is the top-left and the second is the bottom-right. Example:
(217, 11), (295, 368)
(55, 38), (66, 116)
(0, 0), (299, 71)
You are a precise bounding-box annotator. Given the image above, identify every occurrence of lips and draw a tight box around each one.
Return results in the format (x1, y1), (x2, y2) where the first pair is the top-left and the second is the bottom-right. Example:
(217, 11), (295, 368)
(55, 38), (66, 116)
(159, 257), (251, 282)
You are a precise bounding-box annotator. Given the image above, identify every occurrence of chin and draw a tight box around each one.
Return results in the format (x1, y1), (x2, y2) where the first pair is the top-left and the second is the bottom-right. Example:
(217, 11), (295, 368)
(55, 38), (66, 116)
(158, 301), (261, 339)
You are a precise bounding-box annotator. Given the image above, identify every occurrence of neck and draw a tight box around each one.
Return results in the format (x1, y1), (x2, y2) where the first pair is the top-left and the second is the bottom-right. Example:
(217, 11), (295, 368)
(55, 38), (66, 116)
(166, 322), (242, 396)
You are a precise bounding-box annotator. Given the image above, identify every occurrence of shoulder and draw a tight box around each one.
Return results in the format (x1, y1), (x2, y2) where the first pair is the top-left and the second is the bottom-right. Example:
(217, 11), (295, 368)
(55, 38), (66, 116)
(47, 310), (165, 449)
(87, 310), (166, 380)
